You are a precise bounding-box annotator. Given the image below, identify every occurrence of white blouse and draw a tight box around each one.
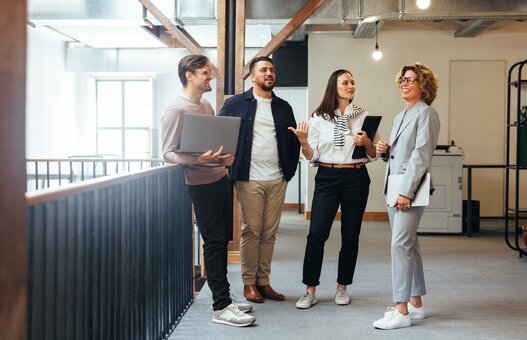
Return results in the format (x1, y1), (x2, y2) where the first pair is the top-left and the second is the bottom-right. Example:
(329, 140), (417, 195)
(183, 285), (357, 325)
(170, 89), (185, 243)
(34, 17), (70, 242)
(308, 105), (380, 164)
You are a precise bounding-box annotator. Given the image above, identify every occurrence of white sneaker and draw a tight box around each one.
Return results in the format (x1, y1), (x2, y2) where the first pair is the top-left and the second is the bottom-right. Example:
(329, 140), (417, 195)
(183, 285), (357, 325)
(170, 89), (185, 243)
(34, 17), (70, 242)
(231, 294), (252, 313)
(372, 307), (412, 330)
(295, 292), (317, 309)
(408, 303), (425, 319)
(334, 288), (351, 305)
(212, 303), (255, 327)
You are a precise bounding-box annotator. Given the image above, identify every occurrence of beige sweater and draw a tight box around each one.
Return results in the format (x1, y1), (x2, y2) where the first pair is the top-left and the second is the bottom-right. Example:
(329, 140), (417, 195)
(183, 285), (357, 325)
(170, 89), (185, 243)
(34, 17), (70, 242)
(161, 95), (226, 185)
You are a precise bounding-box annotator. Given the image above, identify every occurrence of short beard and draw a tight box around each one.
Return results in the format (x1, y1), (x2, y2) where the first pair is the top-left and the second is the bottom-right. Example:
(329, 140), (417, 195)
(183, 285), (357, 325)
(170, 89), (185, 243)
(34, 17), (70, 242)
(201, 84), (212, 93)
(260, 83), (274, 92)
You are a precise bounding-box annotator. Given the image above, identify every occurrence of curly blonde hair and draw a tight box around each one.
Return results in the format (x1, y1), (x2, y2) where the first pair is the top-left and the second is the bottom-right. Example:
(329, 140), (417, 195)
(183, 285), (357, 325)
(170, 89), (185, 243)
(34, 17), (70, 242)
(395, 63), (438, 105)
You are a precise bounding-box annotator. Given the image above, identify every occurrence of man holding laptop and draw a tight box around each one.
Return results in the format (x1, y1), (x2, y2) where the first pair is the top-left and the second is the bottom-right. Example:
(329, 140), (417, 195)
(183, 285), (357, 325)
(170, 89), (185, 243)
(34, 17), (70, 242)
(219, 56), (300, 303)
(161, 55), (255, 327)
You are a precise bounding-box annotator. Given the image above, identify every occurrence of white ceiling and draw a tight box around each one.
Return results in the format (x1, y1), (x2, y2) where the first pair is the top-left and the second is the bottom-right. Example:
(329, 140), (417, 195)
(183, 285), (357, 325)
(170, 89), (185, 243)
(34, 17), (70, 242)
(28, 0), (527, 48)
(39, 24), (273, 48)
(56, 25), (167, 48)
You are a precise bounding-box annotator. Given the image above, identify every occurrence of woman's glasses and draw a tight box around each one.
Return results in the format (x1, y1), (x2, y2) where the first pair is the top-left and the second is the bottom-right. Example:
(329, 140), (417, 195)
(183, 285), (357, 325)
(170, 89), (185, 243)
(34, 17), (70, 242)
(399, 76), (417, 85)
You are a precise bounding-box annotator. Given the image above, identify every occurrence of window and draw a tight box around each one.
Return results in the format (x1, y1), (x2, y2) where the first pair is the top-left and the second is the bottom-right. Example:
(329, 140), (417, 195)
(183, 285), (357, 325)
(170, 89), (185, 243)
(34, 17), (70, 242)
(95, 79), (153, 159)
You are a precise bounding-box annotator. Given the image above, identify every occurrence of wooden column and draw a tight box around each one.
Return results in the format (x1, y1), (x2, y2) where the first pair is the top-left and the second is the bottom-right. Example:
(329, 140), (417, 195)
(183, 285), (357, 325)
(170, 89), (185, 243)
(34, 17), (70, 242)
(0, 1), (27, 340)
(234, 0), (245, 94)
(217, 0), (246, 263)
(216, 0), (226, 112)
(228, 0), (246, 263)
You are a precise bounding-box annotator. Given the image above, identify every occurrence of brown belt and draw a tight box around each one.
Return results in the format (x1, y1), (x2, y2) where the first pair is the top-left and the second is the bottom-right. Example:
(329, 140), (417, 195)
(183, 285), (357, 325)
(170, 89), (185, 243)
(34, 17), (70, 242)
(319, 162), (365, 169)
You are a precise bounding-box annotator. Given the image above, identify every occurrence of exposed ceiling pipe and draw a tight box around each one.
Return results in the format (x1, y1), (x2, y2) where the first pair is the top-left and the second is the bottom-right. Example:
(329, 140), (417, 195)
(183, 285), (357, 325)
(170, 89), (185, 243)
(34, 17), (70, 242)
(398, 0), (405, 20)
(455, 19), (498, 37)
(354, 0), (385, 38)
(359, 0), (405, 24)
(357, 0), (363, 23)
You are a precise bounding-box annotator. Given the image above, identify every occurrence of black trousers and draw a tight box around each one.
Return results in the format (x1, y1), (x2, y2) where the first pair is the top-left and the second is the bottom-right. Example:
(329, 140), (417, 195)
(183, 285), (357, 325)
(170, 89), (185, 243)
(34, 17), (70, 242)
(302, 166), (370, 286)
(188, 176), (232, 311)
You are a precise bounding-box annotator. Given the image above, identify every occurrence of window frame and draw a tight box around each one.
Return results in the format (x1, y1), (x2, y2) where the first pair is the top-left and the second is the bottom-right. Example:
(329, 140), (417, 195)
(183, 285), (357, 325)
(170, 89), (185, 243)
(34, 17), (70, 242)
(94, 77), (154, 159)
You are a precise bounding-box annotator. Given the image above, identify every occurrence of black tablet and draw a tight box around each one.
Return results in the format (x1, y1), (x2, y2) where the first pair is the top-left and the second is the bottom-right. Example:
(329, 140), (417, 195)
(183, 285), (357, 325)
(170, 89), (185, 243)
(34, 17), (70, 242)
(352, 115), (382, 159)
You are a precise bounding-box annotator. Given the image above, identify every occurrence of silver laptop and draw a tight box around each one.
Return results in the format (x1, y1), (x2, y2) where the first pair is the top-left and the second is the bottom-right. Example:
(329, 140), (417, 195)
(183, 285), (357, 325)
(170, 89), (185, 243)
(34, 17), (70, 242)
(178, 113), (241, 155)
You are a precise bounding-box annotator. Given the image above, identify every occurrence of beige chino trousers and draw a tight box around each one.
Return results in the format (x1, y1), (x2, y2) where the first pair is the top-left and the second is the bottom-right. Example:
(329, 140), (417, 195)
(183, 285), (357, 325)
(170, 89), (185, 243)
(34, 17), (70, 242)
(235, 178), (287, 286)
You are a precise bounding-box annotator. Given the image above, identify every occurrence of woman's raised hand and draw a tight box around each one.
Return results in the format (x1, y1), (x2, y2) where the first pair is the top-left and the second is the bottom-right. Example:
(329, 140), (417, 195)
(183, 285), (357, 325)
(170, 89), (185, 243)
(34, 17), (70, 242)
(288, 121), (309, 144)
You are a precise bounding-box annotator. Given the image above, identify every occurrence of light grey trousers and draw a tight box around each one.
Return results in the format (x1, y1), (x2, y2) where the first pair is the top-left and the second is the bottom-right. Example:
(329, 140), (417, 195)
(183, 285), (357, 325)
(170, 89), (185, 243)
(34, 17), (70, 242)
(388, 206), (427, 302)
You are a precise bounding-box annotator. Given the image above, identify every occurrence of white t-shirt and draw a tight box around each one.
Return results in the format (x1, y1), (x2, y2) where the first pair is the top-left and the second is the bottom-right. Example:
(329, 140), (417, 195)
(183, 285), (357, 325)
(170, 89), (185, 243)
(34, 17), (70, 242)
(249, 93), (282, 181)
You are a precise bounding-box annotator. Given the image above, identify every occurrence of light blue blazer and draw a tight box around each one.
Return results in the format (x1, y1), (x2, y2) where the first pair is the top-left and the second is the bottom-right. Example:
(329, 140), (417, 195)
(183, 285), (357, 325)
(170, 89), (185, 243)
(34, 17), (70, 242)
(382, 100), (440, 199)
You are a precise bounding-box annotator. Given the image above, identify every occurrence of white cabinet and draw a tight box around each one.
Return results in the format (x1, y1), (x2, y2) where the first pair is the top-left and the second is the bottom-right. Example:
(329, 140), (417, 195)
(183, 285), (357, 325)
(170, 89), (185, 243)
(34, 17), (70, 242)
(418, 147), (464, 233)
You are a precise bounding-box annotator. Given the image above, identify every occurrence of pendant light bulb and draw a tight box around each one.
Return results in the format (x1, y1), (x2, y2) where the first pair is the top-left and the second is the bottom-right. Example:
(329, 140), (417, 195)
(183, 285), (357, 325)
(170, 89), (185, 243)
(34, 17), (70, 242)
(416, 0), (431, 10)
(372, 44), (383, 61)
(372, 21), (382, 61)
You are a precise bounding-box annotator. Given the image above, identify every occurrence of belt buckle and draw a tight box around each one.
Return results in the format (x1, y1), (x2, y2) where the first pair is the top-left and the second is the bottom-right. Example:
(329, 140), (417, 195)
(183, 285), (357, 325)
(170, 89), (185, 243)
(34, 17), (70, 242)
(335, 164), (344, 168)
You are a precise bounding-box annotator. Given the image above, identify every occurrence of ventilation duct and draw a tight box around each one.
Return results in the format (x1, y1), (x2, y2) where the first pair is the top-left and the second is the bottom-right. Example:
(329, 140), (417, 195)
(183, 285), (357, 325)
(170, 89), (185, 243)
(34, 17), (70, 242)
(454, 19), (499, 37)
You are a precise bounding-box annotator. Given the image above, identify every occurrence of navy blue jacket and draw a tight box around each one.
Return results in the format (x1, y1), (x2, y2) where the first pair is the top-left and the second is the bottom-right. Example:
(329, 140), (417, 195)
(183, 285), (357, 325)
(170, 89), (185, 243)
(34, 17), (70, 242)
(219, 88), (300, 182)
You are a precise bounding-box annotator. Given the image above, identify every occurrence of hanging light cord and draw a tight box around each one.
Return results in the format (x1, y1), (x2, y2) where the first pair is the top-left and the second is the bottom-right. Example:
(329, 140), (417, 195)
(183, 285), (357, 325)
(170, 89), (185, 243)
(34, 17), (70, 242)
(375, 21), (379, 49)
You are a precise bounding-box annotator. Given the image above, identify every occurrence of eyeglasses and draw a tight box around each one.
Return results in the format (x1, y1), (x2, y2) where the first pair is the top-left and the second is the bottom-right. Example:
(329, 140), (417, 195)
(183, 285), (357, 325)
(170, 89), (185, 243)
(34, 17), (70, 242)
(399, 76), (417, 85)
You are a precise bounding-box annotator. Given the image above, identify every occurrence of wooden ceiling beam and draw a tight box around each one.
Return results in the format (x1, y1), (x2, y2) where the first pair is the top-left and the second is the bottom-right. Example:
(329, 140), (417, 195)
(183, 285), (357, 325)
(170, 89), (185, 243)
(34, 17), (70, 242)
(141, 26), (181, 48)
(137, 0), (202, 55)
(138, 0), (220, 76)
(241, 0), (327, 79)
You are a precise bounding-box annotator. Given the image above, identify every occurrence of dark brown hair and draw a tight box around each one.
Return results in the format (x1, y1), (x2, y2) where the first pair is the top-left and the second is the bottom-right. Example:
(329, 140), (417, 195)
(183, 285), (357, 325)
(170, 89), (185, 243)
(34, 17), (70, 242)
(313, 69), (353, 121)
(178, 55), (210, 87)
(249, 56), (274, 74)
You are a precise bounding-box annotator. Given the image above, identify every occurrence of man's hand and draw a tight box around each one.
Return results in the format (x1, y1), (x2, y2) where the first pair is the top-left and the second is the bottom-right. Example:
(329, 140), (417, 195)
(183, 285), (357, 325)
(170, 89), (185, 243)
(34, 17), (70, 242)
(218, 154), (235, 166)
(197, 145), (224, 163)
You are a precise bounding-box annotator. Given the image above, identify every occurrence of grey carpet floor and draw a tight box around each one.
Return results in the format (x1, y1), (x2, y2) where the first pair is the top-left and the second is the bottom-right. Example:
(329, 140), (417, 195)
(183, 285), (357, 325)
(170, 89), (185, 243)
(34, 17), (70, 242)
(170, 212), (527, 340)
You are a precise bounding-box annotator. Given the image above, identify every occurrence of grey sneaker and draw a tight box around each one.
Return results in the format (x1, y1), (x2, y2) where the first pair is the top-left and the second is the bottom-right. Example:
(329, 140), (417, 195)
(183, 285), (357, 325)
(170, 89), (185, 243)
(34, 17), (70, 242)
(231, 294), (252, 313)
(212, 303), (255, 327)
(334, 287), (351, 305)
(407, 303), (425, 319)
(210, 294), (253, 313)
(295, 292), (317, 309)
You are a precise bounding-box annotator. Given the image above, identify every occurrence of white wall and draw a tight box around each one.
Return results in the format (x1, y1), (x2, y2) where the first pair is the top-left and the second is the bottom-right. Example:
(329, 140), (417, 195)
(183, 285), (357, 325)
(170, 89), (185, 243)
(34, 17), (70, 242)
(26, 27), (76, 157)
(307, 21), (527, 213)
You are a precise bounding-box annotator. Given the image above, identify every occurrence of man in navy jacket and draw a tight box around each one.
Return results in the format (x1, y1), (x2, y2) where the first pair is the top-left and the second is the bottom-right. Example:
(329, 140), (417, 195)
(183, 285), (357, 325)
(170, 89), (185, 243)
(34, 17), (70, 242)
(219, 56), (300, 303)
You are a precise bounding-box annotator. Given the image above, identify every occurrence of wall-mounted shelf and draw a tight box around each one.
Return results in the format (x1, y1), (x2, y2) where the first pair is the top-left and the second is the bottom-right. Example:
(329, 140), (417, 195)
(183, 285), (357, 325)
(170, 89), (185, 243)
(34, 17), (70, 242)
(510, 79), (527, 87)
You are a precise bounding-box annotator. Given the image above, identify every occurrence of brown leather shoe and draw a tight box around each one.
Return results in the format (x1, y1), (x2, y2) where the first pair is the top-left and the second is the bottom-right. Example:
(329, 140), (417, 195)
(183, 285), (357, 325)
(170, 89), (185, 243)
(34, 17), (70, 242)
(244, 284), (264, 303)
(257, 284), (286, 301)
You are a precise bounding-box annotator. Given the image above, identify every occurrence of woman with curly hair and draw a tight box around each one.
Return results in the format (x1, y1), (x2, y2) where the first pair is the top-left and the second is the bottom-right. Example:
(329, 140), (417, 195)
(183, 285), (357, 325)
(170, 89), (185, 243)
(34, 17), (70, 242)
(373, 63), (440, 330)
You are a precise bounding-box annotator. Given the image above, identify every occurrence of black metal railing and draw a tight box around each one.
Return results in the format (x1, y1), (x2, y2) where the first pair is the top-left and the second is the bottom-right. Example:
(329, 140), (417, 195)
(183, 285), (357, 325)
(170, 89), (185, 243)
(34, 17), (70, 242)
(26, 165), (193, 340)
(26, 158), (164, 192)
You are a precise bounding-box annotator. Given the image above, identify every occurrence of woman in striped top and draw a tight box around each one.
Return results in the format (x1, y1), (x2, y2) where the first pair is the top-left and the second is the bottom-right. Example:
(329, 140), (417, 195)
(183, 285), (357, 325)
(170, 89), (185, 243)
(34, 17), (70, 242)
(289, 69), (380, 309)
